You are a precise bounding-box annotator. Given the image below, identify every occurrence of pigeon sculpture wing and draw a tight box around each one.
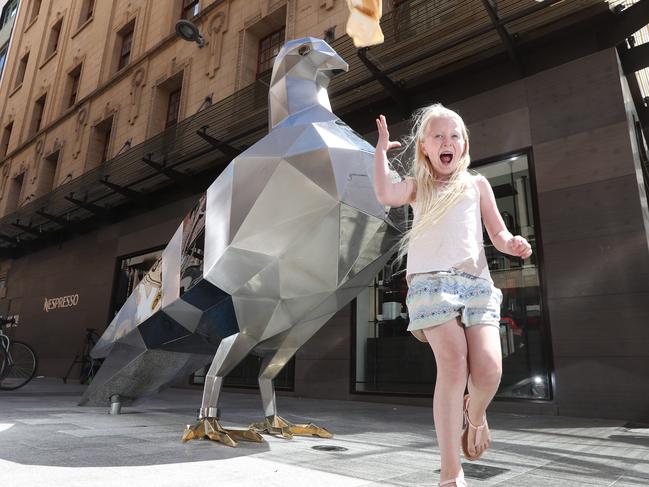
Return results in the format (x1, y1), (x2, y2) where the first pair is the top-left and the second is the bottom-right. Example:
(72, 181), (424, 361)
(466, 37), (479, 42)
(80, 38), (403, 446)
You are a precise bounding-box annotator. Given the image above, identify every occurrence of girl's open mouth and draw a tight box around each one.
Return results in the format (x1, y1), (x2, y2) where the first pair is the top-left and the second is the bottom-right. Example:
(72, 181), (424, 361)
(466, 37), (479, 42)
(440, 153), (453, 165)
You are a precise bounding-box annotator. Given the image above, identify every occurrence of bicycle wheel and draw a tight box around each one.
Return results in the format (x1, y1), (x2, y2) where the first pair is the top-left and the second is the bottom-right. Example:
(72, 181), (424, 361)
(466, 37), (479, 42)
(0, 346), (6, 380)
(0, 341), (37, 390)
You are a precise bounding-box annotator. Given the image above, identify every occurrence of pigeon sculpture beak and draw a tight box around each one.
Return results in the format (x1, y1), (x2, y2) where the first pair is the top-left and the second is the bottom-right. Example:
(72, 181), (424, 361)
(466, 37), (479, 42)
(321, 53), (348, 76)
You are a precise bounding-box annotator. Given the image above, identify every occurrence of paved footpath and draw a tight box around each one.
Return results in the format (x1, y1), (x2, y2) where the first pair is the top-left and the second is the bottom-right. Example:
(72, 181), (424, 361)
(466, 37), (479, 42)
(0, 378), (648, 487)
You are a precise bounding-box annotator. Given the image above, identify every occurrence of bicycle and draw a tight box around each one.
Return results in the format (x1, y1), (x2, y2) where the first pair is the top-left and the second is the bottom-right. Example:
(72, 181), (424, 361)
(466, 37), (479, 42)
(0, 316), (38, 390)
(63, 327), (101, 384)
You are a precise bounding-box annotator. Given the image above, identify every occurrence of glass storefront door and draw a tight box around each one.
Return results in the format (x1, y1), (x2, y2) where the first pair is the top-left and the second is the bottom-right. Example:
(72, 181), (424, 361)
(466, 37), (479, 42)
(353, 152), (551, 400)
(111, 245), (295, 390)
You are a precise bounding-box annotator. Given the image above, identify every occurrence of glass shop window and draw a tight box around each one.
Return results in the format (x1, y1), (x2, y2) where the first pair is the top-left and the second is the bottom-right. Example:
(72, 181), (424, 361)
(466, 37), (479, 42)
(353, 152), (551, 400)
(0, 45), (7, 79)
(192, 356), (295, 392)
(0, 0), (18, 29)
(111, 248), (163, 317)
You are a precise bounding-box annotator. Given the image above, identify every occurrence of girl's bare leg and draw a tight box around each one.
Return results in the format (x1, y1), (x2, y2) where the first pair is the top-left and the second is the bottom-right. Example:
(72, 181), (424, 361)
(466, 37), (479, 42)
(465, 324), (503, 457)
(423, 318), (468, 484)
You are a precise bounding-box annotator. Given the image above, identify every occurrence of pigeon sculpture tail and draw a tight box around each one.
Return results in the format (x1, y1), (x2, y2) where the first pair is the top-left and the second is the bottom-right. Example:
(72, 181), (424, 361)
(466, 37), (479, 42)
(80, 38), (404, 446)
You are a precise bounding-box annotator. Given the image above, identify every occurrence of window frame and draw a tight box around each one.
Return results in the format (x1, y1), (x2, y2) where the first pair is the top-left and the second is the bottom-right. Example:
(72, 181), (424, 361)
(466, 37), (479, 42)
(45, 18), (63, 59)
(66, 64), (83, 109)
(181, 0), (200, 20)
(37, 149), (61, 195)
(28, 0), (41, 24)
(80, 0), (95, 24)
(116, 20), (135, 72)
(14, 52), (29, 90)
(0, 44), (8, 79)
(165, 88), (182, 129)
(31, 93), (47, 135)
(256, 27), (285, 79)
(0, 121), (13, 158)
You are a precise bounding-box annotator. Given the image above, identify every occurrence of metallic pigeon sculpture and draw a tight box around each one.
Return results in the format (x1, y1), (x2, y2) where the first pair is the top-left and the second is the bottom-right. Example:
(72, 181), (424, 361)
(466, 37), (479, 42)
(80, 37), (403, 446)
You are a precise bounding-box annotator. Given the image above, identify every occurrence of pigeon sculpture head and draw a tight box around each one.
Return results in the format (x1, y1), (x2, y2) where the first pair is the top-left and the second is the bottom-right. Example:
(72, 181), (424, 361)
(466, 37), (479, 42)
(269, 37), (348, 129)
(271, 37), (348, 83)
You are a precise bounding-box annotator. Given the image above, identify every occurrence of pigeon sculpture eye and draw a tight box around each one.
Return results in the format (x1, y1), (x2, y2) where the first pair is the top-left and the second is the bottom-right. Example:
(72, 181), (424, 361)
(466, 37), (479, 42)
(298, 44), (311, 56)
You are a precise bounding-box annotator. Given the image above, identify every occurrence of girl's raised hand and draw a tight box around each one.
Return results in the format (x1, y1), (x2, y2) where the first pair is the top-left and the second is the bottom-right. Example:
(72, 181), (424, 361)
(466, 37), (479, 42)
(507, 236), (533, 259)
(375, 115), (401, 153)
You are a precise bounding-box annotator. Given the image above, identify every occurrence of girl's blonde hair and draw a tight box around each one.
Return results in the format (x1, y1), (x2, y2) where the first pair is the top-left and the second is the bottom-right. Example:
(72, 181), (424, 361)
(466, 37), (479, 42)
(396, 103), (472, 261)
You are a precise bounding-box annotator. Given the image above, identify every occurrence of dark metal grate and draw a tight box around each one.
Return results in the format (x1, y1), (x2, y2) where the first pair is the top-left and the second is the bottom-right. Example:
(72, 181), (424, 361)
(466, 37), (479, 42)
(436, 463), (509, 480)
(311, 445), (349, 452)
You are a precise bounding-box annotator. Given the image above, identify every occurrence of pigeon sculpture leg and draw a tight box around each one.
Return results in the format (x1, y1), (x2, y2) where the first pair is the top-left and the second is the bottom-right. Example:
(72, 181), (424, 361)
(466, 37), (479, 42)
(182, 333), (264, 446)
(250, 315), (335, 439)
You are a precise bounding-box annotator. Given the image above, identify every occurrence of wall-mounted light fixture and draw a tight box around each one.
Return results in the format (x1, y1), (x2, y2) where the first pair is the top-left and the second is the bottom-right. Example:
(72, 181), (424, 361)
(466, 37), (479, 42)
(196, 95), (213, 113)
(175, 20), (205, 48)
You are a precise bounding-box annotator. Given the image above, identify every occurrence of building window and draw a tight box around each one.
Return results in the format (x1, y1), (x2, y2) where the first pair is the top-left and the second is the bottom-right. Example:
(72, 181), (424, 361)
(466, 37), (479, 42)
(87, 115), (113, 169)
(28, 0), (41, 24)
(150, 71), (183, 136)
(165, 88), (181, 128)
(14, 52), (29, 89)
(99, 122), (112, 163)
(79, 0), (95, 25)
(4, 172), (24, 214)
(0, 0), (18, 29)
(36, 150), (60, 196)
(117, 20), (135, 71)
(353, 152), (551, 400)
(66, 64), (82, 109)
(257, 27), (285, 78)
(0, 45), (7, 81)
(112, 248), (164, 317)
(181, 0), (199, 20)
(0, 122), (13, 158)
(30, 93), (47, 135)
(45, 19), (63, 58)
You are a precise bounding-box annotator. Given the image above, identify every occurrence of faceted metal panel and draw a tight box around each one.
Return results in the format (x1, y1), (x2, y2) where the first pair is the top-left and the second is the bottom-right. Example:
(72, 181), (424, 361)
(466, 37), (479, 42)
(80, 38), (403, 419)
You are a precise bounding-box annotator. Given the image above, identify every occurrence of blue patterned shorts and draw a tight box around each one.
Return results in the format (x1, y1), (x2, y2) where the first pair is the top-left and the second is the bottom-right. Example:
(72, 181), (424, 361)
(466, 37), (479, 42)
(406, 269), (503, 333)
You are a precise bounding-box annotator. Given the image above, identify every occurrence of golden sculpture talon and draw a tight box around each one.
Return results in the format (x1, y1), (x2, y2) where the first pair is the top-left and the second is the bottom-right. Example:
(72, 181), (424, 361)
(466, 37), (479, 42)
(182, 418), (263, 447)
(250, 415), (332, 439)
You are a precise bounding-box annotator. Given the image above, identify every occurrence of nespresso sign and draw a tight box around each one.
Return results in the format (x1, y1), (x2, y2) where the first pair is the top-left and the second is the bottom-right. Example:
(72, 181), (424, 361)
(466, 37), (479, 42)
(43, 294), (79, 312)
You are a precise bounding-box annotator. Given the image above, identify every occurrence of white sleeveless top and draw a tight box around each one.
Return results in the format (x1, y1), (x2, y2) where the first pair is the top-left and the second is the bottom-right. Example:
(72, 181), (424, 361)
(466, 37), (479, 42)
(406, 175), (491, 283)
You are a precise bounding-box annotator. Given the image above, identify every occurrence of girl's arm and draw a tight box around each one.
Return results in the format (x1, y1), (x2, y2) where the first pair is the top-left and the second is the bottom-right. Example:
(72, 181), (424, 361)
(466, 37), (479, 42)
(475, 175), (532, 259)
(373, 115), (416, 207)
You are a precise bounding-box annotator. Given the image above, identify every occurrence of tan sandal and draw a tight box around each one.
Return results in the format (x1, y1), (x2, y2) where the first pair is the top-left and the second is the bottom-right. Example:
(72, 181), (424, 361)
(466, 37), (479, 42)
(439, 475), (467, 486)
(461, 394), (489, 461)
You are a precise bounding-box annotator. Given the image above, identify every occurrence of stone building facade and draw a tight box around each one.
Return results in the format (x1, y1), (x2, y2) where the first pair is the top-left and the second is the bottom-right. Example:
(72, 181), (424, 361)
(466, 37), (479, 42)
(0, 0), (349, 217)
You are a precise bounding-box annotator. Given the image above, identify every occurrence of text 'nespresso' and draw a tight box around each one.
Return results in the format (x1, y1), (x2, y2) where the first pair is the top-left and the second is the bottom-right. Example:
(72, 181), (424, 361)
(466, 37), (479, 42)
(43, 294), (79, 312)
